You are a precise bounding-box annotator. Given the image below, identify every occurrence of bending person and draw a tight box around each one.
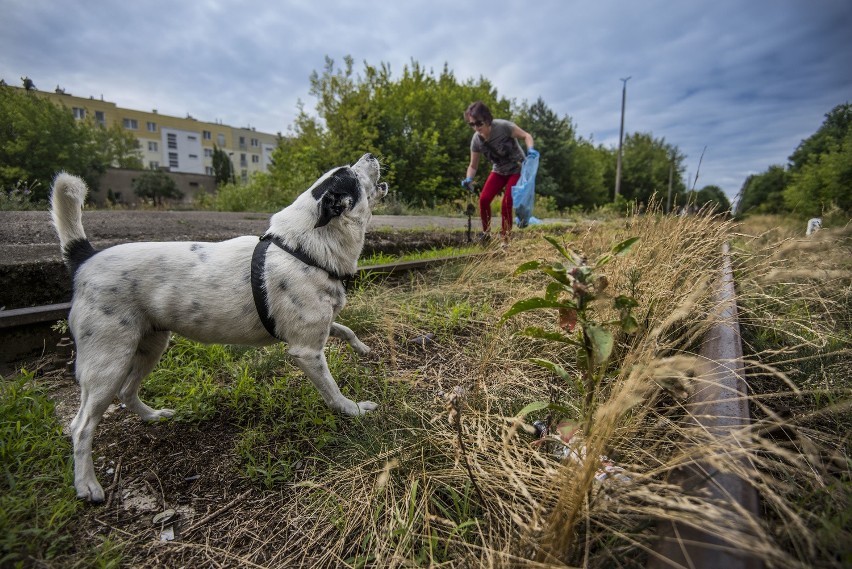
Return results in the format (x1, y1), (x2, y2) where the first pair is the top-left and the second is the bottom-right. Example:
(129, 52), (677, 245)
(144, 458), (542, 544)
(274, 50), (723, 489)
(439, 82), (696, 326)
(461, 101), (536, 248)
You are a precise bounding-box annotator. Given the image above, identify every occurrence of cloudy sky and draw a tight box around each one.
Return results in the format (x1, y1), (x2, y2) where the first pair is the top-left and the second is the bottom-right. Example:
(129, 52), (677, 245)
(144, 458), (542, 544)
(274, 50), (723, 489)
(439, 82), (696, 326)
(2, 0), (850, 201)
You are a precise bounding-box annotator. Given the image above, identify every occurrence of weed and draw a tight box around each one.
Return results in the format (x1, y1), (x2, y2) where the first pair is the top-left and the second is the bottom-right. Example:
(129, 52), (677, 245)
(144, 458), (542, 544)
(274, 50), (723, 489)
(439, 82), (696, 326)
(501, 234), (640, 428)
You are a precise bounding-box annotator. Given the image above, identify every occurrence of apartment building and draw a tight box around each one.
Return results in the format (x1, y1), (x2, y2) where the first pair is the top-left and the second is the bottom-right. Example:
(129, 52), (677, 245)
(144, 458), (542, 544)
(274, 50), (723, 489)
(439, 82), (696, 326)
(29, 86), (279, 182)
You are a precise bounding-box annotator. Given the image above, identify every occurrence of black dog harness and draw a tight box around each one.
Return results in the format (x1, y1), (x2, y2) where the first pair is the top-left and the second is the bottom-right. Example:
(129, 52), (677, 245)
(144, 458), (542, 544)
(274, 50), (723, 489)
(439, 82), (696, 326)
(250, 234), (352, 340)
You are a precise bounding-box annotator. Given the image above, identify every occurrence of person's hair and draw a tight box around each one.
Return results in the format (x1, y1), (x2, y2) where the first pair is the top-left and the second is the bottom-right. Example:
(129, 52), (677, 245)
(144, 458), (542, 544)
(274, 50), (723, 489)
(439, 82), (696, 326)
(464, 101), (493, 125)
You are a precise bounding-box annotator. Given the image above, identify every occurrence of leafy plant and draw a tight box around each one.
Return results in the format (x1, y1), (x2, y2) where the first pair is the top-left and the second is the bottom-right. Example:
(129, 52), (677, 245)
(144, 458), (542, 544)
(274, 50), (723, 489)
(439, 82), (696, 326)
(500, 235), (639, 429)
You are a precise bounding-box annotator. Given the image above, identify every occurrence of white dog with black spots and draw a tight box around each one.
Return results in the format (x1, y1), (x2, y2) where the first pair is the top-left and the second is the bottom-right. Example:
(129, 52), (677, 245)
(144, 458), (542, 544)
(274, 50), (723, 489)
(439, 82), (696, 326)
(51, 153), (387, 502)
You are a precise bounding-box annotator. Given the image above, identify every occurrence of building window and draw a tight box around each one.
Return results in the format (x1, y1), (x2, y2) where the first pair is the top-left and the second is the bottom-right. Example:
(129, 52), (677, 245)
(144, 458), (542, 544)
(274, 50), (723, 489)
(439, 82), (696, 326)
(205, 166), (214, 176)
(123, 118), (138, 129)
(189, 154), (198, 159)
(95, 110), (106, 126)
(252, 154), (260, 163)
(217, 133), (225, 146)
(167, 133), (177, 149)
(168, 153), (179, 168)
(147, 121), (157, 132)
(204, 148), (213, 158)
(72, 107), (86, 120)
(148, 141), (158, 152)
(251, 138), (259, 147)
(239, 136), (246, 149)
(149, 161), (160, 169)
(240, 153), (247, 167)
(188, 135), (197, 141)
(203, 130), (211, 140)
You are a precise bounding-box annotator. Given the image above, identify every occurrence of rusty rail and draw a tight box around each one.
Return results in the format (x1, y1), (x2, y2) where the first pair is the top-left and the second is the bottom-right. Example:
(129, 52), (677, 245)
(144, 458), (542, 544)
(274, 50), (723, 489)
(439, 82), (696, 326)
(648, 243), (762, 569)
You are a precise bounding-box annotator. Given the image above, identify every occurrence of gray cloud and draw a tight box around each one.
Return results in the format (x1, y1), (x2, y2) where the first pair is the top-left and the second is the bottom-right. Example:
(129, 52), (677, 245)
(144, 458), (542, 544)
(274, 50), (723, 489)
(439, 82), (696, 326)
(2, 0), (849, 200)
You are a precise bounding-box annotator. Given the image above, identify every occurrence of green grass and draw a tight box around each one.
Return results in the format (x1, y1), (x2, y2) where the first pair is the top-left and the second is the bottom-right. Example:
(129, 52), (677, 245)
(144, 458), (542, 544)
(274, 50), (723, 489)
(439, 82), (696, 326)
(0, 372), (80, 566)
(137, 337), (395, 489)
(359, 245), (479, 267)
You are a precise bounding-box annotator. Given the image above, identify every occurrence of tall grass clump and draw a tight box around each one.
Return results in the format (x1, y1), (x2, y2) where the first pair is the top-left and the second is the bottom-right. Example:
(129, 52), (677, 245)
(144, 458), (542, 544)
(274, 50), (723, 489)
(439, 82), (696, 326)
(732, 218), (851, 566)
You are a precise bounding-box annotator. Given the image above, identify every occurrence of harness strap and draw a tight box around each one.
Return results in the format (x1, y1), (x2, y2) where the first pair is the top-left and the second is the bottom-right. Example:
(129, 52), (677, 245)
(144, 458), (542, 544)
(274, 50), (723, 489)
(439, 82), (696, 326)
(251, 234), (354, 340)
(261, 233), (351, 281)
(251, 237), (279, 339)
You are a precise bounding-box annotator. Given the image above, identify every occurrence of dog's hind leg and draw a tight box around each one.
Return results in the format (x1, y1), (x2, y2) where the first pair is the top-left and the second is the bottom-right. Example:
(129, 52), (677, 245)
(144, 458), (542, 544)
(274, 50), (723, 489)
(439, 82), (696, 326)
(329, 322), (370, 355)
(69, 348), (135, 502)
(118, 330), (175, 422)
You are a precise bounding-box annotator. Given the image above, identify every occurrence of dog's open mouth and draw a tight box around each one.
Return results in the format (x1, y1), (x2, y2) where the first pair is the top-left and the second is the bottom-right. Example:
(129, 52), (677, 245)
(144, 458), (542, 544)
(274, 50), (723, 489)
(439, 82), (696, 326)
(353, 153), (388, 204)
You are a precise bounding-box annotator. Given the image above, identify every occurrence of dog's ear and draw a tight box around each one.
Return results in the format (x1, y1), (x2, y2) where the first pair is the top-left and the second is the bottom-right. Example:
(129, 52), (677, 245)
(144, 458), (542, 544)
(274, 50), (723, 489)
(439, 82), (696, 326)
(313, 167), (361, 228)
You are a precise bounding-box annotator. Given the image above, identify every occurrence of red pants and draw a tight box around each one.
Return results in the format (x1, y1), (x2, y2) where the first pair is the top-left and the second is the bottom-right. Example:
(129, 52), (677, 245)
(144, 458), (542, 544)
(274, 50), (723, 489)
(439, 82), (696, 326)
(479, 171), (520, 236)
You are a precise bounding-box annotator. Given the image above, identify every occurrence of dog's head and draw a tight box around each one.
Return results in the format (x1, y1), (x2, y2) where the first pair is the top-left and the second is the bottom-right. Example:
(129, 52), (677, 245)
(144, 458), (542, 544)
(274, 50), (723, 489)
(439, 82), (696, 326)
(310, 153), (388, 228)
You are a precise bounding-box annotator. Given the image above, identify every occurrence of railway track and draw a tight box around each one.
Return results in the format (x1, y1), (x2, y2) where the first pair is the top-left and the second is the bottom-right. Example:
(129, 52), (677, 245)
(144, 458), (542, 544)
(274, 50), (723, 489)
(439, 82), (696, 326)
(649, 243), (762, 569)
(1, 246), (760, 568)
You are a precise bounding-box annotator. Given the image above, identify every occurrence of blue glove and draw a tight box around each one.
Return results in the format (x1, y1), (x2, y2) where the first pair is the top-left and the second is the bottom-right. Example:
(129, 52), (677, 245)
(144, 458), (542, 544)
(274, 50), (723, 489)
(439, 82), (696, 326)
(461, 177), (473, 189)
(527, 148), (539, 158)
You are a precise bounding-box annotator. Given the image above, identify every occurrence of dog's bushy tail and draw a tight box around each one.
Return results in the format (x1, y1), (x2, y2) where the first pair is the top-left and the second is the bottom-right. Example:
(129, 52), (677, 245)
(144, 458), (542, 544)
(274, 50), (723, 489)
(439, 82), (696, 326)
(51, 173), (97, 276)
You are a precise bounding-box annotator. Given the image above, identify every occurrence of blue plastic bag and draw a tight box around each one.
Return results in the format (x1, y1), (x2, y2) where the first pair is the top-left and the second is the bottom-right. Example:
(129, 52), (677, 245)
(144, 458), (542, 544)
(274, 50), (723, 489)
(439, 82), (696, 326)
(511, 151), (539, 228)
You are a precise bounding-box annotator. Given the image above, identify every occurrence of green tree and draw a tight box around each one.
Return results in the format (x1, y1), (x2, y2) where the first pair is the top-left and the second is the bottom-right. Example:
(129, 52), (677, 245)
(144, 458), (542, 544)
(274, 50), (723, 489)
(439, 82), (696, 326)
(266, 56), (695, 215)
(90, 122), (143, 169)
(366, 60), (501, 204)
(133, 169), (183, 206)
(619, 132), (686, 207)
(280, 55), (514, 205)
(692, 184), (731, 214)
(212, 145), (235, 185)
(736, 165), (790, 215)
(784, 129), (852, 216)
(516, 97), (615, 211)
(307, 55), (377, 169)
(788, 102), (852, 172)
(0, 86), (103, 201)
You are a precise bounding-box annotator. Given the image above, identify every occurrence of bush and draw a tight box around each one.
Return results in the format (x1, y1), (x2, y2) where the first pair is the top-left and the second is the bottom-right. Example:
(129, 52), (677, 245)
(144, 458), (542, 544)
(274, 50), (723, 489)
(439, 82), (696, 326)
(1, 181), (46, 211)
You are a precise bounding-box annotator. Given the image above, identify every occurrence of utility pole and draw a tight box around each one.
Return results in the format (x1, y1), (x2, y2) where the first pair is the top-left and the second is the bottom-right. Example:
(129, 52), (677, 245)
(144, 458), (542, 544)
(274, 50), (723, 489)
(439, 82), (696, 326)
(614, 76), (631, 200)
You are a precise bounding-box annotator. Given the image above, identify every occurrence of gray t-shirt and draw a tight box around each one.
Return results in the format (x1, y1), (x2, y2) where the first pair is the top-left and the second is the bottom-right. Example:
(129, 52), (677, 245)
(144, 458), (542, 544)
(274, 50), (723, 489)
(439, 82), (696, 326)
(470, 119), (525, 175)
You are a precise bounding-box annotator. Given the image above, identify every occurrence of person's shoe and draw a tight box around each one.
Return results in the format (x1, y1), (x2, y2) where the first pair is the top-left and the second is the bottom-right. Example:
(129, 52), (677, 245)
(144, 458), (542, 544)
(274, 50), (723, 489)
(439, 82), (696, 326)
(500, 238), (510, 251)
(478, 231), (492, 244)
